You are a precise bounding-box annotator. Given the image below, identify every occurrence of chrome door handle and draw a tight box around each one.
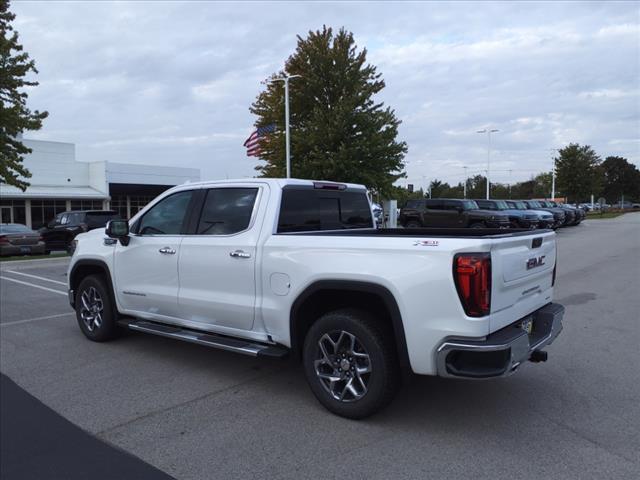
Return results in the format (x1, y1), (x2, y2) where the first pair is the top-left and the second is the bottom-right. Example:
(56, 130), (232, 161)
(229, 250), (251, 259)
(158, 247), (176, 255)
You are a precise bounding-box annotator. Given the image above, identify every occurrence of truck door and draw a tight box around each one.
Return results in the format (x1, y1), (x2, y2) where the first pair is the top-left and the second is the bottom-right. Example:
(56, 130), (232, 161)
(113, 190), (194, 319)
(177, 184), (266, 331)
(423, 200), (450, 227)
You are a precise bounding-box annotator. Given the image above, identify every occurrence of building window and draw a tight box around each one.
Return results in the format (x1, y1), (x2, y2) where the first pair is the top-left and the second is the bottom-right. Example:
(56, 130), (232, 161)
(0, 199), (26, 225)
(70, 200), (104, 211)
(110, 195), (128, 219)
(30, 199), (67, 229)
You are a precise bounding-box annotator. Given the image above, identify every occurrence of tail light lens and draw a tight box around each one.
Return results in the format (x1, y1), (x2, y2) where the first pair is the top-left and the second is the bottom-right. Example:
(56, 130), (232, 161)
(0, 235), (9, 245)
(453, 253), (491, 317)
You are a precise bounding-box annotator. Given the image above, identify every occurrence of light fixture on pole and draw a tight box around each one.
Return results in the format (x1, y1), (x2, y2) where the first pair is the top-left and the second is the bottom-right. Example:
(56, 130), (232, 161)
(268, 74), (301, 178)
(477, 128), (499, 199)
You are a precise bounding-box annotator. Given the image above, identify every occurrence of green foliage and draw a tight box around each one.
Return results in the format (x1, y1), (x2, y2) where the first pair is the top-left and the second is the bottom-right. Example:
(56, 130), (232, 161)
(250, 26), (407, 196)
(555, 144), (601, 203)
(0, 0), (48, 191)
(601, 156), (640, 202)
(386, 185), (424, 207)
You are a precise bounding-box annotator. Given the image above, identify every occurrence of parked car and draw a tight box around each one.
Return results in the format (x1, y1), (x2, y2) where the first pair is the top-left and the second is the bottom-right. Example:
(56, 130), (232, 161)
(399, 198), (510, 228)
(40, 210), (120, 253)
(556, 203), (585, 225)
(0, 223), (46, 257)
(371, 202), (384, 227)
(505, 200), (555, 229)
(473, 199), (539, 229)
(522, 200), (565, 228)
(540, 201), (576, 226)
(68, 179), (564, 418)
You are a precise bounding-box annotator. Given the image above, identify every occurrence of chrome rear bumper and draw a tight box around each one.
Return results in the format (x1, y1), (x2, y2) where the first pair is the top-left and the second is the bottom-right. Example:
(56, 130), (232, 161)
(436, 303), (564, 379)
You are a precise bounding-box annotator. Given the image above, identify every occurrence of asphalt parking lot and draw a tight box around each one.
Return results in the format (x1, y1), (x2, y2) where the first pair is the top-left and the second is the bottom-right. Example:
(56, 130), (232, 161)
(1, 214), (639, 480)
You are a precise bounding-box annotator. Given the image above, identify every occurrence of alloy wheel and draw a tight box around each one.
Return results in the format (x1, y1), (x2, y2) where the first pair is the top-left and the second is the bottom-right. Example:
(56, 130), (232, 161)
(314, 330), (372, 402)
(79, 286), (104, 332)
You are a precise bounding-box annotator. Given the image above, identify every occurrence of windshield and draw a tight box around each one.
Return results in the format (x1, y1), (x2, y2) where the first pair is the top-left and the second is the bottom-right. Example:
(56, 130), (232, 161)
(527, 200), (543, 208)
(508, 201), (527, 210)
(0, 224), (33, 233)
(462, 200), (479, 210)
(493, 200), (509, 210)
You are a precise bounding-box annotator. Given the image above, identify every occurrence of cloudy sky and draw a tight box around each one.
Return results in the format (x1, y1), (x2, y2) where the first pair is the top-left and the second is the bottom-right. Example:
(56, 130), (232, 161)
(12, 1), (640, 188)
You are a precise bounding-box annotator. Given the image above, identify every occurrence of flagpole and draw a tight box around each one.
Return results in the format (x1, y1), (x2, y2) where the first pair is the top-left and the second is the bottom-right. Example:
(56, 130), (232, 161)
(270, 74), (301, 178)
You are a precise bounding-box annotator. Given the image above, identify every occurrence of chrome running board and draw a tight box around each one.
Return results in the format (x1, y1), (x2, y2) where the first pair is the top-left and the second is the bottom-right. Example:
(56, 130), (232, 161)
(118, 319), (288, 358)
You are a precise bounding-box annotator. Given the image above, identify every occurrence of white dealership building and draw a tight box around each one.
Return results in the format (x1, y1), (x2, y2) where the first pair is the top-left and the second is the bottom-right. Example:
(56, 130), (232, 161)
(0, 138), (200, 229)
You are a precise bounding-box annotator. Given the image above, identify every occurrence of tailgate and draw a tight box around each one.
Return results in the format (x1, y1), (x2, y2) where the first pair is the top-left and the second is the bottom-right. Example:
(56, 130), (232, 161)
(489, 231), (556, 332)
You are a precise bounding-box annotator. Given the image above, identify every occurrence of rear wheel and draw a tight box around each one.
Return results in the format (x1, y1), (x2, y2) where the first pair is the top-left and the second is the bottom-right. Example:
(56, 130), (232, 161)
(470, 222), (485, 229)
(405, 220), (421, 228)
(302, 309), (400, 419)
(76, 275), (120, 342)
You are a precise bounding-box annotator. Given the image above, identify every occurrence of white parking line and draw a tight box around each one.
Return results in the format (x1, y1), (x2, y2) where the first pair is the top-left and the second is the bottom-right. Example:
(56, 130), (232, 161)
(1, 312), (74, 327)
(0, 276), (67, 296)
(4, 270), (67, 286)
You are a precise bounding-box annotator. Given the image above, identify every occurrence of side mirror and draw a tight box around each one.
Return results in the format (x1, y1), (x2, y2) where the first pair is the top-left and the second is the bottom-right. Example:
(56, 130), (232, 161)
(105, 219), (130, 246)
(47, 220), (56, 228)
(457, 207), (464, 213)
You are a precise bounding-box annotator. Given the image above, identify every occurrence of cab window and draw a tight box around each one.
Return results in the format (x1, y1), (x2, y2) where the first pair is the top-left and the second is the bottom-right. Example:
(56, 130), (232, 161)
(196, 188), (258, 235)
(137, 191), (193, 235)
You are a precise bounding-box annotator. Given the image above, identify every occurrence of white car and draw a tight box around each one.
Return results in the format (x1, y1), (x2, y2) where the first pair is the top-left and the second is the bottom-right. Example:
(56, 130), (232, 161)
(68, 179), (564, 418)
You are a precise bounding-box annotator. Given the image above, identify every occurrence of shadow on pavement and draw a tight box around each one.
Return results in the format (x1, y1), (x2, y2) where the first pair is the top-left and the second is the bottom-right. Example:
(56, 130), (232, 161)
(0, 373), (174, 480)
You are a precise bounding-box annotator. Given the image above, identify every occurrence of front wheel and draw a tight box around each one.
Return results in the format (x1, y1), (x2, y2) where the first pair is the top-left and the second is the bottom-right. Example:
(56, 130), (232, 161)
(75, 275), (120, 342)
(405, 220), (421, 228)
(469, 222), (485, 229)
(302, 309), (400, 419)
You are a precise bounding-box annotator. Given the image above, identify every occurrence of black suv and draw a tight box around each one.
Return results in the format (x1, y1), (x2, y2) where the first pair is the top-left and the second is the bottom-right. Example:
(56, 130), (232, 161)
(473, 199), (539, 229)
(399, 198), (510, 228)
(40, 210), (119, 252)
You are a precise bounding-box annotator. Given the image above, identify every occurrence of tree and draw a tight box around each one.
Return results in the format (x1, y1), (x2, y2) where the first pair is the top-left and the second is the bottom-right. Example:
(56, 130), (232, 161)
(555, 144), (601, 203)
(250, 26), (407, 196)
(429, 179), (450, 198)
(0, 0), (48, 190)
(601, 156), (640, 202)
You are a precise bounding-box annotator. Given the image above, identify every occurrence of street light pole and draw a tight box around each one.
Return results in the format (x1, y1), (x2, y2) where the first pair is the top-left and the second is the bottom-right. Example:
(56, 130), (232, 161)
(269, 74), (301, 178)
(463, 166), (468, 198)
(550, 149), (557, 201)
(477, 129), (499, 199)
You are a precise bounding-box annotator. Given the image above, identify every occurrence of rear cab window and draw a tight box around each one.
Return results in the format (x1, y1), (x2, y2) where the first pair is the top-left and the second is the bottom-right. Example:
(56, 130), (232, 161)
(196, 188), (258, 235)
(277, 187), (373, 233)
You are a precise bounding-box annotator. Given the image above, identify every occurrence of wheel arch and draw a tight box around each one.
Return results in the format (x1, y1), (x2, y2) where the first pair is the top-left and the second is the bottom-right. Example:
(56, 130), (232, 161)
(289, 280), (410, 372)
(69, 259), (116, 310)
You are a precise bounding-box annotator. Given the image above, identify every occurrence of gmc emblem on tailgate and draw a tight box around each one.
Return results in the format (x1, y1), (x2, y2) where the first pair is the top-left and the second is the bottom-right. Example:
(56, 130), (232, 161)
(526, 255), (546, 270)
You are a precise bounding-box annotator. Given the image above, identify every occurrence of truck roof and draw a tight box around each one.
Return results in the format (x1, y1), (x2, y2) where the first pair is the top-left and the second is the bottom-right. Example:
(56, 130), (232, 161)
(177, 178), (367, 191)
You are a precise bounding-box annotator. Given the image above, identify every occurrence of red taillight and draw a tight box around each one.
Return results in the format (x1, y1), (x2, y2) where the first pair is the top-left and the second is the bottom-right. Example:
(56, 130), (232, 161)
(453, 253), (491, 317)
(0, 235), (9, 245)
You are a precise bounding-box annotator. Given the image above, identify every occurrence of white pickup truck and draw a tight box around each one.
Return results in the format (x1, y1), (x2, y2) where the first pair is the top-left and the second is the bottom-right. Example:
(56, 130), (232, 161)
(68, 178), (564, 418)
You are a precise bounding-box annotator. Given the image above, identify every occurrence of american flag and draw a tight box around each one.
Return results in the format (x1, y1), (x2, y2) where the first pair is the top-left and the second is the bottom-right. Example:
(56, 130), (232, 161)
(243, 124), (276, 157)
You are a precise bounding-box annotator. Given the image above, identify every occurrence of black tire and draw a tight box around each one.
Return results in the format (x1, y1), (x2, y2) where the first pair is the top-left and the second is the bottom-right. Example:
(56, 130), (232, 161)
(469, 222), (485, 229)
(302, 308), (400, 419)
(75, 274), (120, 342)
(405, 220), (421, 228)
